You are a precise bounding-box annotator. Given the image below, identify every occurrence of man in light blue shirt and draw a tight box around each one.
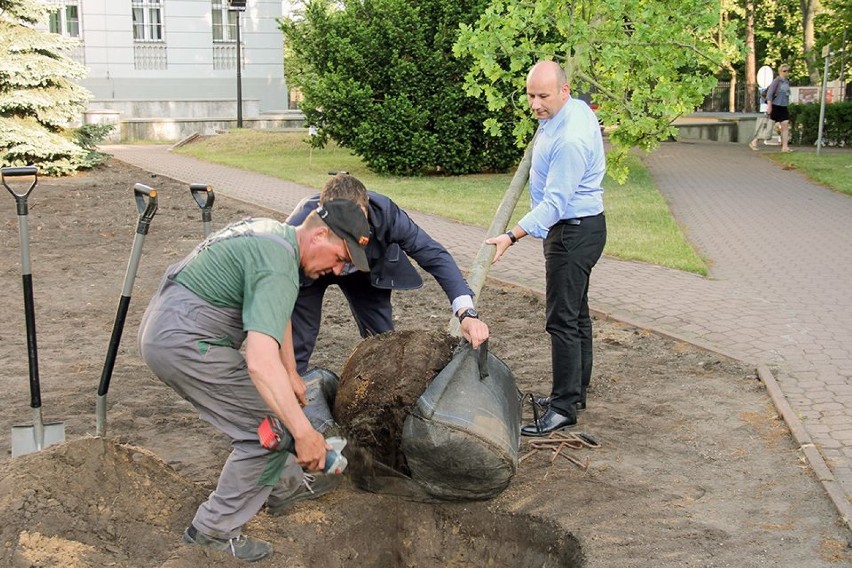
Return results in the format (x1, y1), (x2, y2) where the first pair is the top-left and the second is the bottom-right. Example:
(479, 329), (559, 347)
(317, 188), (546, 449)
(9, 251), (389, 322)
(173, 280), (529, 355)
(487, 60), (607, 435)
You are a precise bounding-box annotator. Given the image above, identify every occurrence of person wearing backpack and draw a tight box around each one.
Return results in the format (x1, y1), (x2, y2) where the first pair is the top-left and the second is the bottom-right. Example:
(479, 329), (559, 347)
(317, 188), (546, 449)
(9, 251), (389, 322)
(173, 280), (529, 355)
(766, 63), (793, 152)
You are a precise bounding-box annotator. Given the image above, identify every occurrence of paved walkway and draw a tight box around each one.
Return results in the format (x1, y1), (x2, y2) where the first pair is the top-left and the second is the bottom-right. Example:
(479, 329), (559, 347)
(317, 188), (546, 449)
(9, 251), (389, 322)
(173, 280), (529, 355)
(105, 141), (852, 524)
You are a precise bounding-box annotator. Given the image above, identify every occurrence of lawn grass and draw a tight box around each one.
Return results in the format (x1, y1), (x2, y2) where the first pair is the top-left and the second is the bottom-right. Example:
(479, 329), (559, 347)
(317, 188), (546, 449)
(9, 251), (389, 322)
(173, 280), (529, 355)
(764, 151), (852, 196)
(176, 129), (708, 275)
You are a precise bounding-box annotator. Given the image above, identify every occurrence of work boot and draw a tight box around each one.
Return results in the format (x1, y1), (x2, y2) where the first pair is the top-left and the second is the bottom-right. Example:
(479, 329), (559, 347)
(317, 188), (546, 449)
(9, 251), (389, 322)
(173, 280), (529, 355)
(266, 473), (336, 515)
(181, 525), (272, 562)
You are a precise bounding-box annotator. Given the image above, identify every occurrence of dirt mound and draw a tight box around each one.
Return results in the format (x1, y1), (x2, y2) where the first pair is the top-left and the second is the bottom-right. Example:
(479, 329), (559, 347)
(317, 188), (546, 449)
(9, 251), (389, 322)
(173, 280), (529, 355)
(0, 437), (205, 567)
(333, 330), (456, 471)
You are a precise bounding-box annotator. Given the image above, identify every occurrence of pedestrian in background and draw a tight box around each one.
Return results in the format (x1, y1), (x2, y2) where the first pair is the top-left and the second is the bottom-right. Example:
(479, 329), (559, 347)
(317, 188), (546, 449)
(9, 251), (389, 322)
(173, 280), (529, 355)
(486, 60), (607, 436)
(766, 63), (793, 152)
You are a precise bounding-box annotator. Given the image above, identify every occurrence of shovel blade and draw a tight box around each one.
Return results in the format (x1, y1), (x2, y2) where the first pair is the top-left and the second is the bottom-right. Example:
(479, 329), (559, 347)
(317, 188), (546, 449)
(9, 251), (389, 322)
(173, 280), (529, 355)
(11, 422), (66, 458)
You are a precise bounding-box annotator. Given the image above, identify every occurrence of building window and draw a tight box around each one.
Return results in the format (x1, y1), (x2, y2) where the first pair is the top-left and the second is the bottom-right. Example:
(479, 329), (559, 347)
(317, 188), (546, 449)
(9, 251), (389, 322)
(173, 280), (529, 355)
(132, 0), (164, 42)
(212, 0), (238, 42)
(48, 1), (80, 38)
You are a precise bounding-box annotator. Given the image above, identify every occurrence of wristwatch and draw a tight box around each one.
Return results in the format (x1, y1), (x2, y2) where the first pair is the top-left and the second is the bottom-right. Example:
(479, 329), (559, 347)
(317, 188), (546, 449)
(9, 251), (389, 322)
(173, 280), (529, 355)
(457, 308), (479, 323)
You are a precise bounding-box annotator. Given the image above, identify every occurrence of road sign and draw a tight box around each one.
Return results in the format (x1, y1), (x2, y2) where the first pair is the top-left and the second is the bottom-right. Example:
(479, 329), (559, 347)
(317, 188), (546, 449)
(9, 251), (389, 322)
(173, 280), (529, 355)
(228, 0), (246, 11)
(757, 66), (773, 89)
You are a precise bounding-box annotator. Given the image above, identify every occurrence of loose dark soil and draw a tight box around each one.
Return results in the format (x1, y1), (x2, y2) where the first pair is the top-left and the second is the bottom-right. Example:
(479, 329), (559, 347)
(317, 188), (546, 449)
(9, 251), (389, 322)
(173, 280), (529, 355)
(0, 158), (849, 567)
(335, 329), (456, 472)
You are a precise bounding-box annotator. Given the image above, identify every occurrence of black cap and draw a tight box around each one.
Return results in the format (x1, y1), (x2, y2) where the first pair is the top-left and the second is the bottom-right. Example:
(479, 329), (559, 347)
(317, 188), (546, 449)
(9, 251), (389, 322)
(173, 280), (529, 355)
(316, 200), (370, 272)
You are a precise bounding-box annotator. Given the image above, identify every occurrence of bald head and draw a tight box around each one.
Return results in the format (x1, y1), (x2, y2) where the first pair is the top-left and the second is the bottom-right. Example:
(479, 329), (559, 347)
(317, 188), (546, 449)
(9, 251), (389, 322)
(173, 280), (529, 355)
(527, 61), (568, 87)
(526, 60), (570, 120)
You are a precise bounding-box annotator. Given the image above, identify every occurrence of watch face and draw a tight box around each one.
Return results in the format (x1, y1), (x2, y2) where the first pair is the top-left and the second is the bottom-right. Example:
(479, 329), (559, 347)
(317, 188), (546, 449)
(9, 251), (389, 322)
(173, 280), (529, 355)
(461, 308), (478, 319)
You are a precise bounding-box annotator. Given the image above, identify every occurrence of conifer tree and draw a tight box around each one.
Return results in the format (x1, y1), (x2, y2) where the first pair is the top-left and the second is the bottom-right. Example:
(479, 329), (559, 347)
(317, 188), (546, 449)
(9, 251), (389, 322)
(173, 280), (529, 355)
(1, 0), (92, 175)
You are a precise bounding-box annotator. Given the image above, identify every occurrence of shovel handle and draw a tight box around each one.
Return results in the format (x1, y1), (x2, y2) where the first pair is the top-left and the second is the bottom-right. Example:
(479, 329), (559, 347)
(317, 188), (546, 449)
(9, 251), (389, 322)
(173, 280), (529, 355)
(2, 166), (38, 215)
(133, 183), (158, 235)
(190, 184), (215, 230)
(3, 167), (42, 409)
(190, 183), (215, 210)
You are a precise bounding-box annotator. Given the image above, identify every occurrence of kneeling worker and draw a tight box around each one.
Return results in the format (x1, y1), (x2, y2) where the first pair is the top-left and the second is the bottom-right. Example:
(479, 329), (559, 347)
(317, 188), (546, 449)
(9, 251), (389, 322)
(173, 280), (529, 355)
(138, 200), (370, 561)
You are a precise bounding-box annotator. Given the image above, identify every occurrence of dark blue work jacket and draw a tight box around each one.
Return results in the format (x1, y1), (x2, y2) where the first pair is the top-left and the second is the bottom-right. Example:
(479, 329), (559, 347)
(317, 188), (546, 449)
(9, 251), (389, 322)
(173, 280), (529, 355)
(286, 191), (472, 302)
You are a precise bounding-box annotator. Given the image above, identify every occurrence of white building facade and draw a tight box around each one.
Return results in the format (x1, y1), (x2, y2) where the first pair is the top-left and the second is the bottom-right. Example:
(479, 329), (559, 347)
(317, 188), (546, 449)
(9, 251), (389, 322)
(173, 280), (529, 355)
(44, 0), (298, 139)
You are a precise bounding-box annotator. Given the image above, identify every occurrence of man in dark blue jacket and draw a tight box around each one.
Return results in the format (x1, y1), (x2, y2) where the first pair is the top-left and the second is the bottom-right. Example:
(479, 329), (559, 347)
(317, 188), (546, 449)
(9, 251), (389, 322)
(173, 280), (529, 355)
(286, 174), (489, 374)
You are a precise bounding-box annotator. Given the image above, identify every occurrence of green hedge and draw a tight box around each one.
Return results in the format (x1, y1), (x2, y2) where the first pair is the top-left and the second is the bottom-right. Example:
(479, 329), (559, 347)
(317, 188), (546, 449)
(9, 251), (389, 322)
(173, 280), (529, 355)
(281, 0), (522, 176)
(788, 101), (852, 147)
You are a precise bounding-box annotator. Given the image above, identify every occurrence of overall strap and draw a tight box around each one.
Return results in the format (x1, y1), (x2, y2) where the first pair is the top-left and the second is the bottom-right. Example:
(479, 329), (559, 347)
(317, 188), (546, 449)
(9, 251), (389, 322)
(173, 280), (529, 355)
(172, 218), (296, 276)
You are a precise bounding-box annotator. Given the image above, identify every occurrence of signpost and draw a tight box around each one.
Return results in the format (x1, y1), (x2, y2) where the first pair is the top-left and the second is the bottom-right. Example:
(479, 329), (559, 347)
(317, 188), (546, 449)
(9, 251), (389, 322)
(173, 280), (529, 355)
(756, 65), (774, 113)
(817, 45), (831, 155)
(308, 125), (318, 167)
(756, 65), (773, 89)
(228, 0), (246, 128)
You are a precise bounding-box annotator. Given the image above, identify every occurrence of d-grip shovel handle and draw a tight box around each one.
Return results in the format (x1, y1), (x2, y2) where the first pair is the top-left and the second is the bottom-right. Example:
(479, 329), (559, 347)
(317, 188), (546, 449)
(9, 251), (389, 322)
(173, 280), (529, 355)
(2, 166), (42, 410)
(2, 166), (39, 216)
(190, 183), (215, 220)
(133, 183), (158, 235)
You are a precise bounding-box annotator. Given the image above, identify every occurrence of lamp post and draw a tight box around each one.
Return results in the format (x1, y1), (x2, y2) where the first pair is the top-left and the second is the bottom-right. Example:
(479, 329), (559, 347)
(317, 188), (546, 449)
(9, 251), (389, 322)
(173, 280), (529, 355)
(228, 0), (246, 128)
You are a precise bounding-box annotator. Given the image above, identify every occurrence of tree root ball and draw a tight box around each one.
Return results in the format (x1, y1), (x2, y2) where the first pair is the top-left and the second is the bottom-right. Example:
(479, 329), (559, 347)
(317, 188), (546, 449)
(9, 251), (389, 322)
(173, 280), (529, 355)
(333, 330), (458, 472)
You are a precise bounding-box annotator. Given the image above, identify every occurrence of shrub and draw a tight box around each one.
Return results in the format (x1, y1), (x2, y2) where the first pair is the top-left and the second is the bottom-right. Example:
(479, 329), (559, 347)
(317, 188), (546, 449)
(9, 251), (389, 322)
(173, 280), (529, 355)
(281, 0), (522, 176)
(788, 101), (852, 146)
(71, 123), (115, 168)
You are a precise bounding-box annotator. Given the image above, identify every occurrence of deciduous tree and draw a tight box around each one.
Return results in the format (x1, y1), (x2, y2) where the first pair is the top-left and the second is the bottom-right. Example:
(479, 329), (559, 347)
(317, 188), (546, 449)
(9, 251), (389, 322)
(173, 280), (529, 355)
(454, 0), (727, 181)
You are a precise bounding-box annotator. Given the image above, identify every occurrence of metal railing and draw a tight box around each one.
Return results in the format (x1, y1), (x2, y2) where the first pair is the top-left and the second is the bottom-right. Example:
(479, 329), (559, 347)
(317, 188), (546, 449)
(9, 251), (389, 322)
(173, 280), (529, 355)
(700, 82), (758, 112)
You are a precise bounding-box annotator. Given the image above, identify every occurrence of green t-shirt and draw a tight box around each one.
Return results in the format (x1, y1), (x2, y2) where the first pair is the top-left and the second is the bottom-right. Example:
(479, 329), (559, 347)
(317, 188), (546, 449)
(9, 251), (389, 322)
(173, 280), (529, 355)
(174, 218), (300, 345)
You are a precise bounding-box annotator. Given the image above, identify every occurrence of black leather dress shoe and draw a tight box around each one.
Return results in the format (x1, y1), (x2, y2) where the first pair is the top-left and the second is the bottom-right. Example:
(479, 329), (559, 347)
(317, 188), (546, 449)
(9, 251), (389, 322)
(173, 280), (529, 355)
(532, 395), (586, 413)
(521, 408), (577, 437)
(532, 395), (551, 407)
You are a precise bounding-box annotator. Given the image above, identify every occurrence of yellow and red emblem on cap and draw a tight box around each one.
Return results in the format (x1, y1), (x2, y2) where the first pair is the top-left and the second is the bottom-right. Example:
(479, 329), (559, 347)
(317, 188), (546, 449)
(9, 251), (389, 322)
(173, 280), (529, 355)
(358, 235), (369, 246)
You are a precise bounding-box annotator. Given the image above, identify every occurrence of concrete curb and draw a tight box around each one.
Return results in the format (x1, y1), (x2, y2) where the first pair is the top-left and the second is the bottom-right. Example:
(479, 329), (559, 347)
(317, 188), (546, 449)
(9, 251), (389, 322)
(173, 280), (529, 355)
(486, 274), (852, 533)
(757, 365), (852, 532)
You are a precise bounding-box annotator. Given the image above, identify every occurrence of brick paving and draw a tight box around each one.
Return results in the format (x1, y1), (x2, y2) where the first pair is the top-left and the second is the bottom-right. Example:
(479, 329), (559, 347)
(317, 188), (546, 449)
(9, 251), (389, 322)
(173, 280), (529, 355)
(105, 140), (852, 524)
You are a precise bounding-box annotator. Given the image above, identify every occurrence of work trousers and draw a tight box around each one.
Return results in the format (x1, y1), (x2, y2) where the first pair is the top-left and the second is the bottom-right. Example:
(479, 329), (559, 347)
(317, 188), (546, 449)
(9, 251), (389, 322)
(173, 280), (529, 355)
(138, 268), (304, 540)
(292, 271), (393, 374)
(544, 214), (607, 419)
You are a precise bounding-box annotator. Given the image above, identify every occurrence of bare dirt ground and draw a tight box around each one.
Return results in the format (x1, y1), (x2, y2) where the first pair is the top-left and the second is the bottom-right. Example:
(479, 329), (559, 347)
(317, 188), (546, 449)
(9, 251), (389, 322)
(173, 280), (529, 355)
(0, 158), (850, 567)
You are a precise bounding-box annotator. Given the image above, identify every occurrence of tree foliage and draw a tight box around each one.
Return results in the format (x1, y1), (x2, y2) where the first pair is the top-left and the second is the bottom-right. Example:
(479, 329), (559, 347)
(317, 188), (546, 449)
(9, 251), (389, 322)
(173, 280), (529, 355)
(1, 0), (93, 175)
(729, 0), (845, 88)
(453, 0), (727, 182)
(280, 0), (521, 176)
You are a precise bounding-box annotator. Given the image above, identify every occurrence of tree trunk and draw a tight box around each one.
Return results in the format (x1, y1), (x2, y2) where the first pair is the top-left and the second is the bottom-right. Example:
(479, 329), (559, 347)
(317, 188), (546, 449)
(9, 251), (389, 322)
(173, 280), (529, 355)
(728, 69), (737, 112)
(448, 142), (533, 337)
(800, 0), (823, 85)
(744, 0), (757, 112)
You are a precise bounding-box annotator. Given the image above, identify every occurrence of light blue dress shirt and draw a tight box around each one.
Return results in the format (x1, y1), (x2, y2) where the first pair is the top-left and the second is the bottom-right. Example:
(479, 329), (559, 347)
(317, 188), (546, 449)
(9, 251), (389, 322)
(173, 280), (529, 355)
(518, 97), (606, 239)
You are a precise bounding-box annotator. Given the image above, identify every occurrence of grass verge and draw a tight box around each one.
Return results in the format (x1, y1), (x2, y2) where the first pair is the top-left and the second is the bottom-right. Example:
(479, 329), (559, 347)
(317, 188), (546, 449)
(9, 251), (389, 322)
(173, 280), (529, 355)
(176, 129), (707, 275)
(764, 151), (852, 196)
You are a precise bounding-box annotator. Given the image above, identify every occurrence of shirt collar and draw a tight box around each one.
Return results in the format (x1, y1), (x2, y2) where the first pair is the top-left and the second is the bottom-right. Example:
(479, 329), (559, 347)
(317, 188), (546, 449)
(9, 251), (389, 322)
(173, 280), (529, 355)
(538, 96), (572, 132)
